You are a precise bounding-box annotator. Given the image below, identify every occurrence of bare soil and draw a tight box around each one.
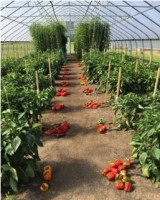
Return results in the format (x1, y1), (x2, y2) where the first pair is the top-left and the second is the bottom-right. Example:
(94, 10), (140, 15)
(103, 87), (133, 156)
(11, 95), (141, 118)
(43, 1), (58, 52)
(16, 55), (160, 200)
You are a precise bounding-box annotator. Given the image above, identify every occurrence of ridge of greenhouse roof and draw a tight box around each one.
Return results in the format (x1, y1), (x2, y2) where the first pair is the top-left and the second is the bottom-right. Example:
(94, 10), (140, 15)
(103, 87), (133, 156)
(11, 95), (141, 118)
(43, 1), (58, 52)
(1, 0), (160, 41)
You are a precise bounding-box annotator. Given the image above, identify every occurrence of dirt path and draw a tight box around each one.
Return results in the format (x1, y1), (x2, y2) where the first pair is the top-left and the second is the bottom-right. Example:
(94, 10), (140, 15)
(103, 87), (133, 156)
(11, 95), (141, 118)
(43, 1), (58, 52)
(17, 55), (160, 200)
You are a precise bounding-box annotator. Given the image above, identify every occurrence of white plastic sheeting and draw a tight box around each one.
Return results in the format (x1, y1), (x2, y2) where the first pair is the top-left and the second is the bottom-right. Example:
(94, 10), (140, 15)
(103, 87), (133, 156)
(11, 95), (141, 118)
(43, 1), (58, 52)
(1, 0), (160, 49)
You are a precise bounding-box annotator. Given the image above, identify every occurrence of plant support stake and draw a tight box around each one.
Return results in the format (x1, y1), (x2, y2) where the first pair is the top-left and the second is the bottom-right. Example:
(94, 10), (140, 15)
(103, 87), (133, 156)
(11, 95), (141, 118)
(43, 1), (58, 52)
(113, 67), (122, 126)
(90, 48), (92, 58)
(48, 57), (52, 85)
(104, 61), (111, 102)
(135, 59), (139, 73)
(35, 70), (40, 95)
(153, 67), (160, 98)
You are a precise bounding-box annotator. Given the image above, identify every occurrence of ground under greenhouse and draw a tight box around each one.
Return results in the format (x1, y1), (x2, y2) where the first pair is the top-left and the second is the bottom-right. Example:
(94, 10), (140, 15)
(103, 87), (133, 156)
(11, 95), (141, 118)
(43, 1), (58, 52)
(13, 55), (160, 200)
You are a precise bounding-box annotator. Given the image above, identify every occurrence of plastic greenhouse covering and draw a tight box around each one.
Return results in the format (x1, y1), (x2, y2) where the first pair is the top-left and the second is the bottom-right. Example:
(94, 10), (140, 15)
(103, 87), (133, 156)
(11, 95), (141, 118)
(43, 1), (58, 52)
(1, 0), (160, 50)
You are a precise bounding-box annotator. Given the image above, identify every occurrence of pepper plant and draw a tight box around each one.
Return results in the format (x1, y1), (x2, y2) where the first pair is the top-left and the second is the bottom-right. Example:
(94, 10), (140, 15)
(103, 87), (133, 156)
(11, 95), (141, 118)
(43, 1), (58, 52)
(1, 109), (43, 192)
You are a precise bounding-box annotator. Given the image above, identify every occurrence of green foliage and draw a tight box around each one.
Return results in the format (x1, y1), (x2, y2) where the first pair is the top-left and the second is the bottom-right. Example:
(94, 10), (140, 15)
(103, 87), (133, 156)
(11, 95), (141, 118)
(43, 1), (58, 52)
(82, 51), (159, 95)
(131, 105), (160, 182)
(75, 18), (110, 58)
(1, 51), (63, 192)
(30, 22), (67, 53)
(82, 50), (160, 183)
(110, 92), (160, 129)
(1, 110), (42, 192)
(1, 52), (62, 122)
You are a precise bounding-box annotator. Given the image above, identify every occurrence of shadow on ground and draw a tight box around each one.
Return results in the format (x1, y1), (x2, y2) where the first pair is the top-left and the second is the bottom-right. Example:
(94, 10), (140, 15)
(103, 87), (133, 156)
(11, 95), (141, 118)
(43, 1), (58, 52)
(17, 158), (100, 200)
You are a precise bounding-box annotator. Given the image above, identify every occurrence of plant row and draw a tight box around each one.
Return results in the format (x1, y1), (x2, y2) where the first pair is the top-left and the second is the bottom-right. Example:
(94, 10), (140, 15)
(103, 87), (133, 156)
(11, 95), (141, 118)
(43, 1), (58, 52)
(81, 50), (160, 183)
(74, 18), (110, 58)
(1, 51), (64, 192)
(30, 22), (67, 54)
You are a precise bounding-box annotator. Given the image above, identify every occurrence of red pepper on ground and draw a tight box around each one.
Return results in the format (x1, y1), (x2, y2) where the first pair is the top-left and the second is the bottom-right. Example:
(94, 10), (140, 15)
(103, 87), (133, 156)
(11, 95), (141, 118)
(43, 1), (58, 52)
(106, 172), (116, 181)
(97, 124), (107, 134)
(59, 81), (69, 87)
(56, 88), (70, 96)
(111, 168), (119, 174)
(123, 159), (131, 168)
(114, 159), (123, 166)
(118, 164), (125, 171)
(124, 182), (132, 192)
(51, 103), (64, 111)
(101, 166), (111, 176)
(43, 121), (69, 137)
(110, 162), (117, 168)
(83, 101), (101, 109)
(114, 180), (125, 190)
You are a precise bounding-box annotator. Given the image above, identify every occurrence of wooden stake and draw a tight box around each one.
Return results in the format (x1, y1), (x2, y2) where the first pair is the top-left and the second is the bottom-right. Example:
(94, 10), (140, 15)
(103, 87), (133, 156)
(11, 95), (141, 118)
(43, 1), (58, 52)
(90, 48), (92, 58)
(116, 67), (122, 99)
(113, 67), (122, 126)
(104, 61), (111, 102)
(153, 67), (160, 98)
(48, 57), (52, 85)
(121, 53), (125, 62)
(135, 59), (139, 73)
(35, 71), (40, 95)
(103, 48), (106, 59)
(149, 52), (152, 66)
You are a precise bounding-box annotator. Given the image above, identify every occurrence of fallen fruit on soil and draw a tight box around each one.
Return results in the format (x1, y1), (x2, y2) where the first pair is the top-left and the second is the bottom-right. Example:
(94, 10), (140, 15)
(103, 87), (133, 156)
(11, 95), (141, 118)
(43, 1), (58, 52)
(118, 164), (125, 171)
(83, 87), (92, 95)
(114, 159), (123, 166)
(43, 165), (53, 181)
(114, 180), (125, 190)
(97, 119), (107, 134)
(56, 88), (70, 96)
(101, 158), (134, 192)
(62, 76), (69, 80)
(101, 166), (111, 176)
(106, 172), (116, 181)
(124, 182), (132, 192)
(83, 100), (101, 109)
(123, 159), (131, 168)
(43, 121), (69, 137)
(40, 183), (49, 191)
(51, 103), (64, 111)
(59, 81), (69, 87)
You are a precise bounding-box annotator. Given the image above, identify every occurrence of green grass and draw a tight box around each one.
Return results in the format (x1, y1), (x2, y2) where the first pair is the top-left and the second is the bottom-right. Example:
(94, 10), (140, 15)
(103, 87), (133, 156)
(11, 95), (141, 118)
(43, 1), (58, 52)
(1, 42), (159, 63)
(131, 51), (160, 63)
(1, 42), (34, 59)
(111, 49), (160, 63)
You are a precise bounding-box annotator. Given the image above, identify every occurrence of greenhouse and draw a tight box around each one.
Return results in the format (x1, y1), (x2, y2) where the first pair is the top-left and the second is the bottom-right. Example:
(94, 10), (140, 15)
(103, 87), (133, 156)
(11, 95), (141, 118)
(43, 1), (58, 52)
(1, 1), (160, 199)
